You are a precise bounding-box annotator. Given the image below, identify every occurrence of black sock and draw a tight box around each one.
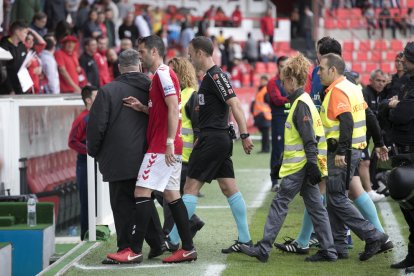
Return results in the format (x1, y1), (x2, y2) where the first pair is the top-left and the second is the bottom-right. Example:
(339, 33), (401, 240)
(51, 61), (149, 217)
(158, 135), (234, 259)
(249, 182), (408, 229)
(130, 197), (153, 254)
(168, 198), (194, 251)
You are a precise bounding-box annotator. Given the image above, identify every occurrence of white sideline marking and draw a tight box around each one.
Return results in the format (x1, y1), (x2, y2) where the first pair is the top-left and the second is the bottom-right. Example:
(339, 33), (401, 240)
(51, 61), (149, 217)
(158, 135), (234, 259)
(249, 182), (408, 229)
(54, 242), (101, 275)
(204, 264), (226, 276)
(377, 200), (405, 276)
(55, 236), (81, 244)
(73, 263), (175, 270)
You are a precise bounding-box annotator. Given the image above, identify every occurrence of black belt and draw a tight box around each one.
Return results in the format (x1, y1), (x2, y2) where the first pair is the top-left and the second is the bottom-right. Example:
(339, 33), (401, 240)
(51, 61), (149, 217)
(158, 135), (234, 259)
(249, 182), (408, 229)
(397, 145), (414, 154)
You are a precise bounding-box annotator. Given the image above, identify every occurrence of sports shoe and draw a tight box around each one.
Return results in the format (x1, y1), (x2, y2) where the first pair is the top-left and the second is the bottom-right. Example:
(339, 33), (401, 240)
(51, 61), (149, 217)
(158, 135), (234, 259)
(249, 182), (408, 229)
(148, 244), (167, 259)
(305, 250), (337, 262)
(274, 241), (309, 254)
(162, 248), (197, 263)
(391, 257), (414, 269)
(164, 239), (180, 252)
(107, 248), (143, 264)
(239, 243), (269, 263)
(360, 234), (389, 261)
(377, 239), (394, 254)
(309, 233), (320, 248)
(368, 190), (385, 203)
(337, 252), (349, 259)
(190, 216), (205, 238)
(221, 240), (253, 254)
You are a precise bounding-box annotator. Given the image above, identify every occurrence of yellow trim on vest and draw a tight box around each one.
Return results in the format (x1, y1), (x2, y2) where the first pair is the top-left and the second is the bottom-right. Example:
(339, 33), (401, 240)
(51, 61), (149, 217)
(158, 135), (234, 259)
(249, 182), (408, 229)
(181, 87), (196, 162)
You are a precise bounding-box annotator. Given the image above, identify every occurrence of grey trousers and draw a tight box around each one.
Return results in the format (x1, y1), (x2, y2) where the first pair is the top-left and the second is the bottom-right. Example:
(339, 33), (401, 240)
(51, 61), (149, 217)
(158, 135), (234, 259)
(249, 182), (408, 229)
(326, 150), (383, 253)
(258, 166), (337, 257)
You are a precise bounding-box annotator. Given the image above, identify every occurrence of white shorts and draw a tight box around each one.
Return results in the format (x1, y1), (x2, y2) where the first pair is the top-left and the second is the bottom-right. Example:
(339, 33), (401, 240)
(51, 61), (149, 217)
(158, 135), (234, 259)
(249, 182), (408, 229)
(136, 153), (182, 192)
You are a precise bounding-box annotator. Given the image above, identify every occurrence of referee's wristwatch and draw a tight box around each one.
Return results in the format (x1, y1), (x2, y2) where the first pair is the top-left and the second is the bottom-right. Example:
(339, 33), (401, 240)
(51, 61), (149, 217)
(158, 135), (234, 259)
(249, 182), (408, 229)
(240, 133), (250, 140)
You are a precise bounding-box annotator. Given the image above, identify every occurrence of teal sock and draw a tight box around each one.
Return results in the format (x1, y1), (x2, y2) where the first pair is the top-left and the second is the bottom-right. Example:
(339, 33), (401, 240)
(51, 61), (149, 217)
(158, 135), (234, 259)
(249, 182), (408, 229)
(354, 192), (384, 233)
(227, 192), (251, 243)
(296, 208), (314, 248)
(167, 194), (198, 245)
(296, 195), (324, 248)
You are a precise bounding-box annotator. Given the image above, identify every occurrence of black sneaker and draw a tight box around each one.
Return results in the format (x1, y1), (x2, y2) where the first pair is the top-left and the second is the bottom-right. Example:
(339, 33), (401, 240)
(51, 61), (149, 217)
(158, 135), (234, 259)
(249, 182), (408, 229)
(274, 241), (309, 254)
(164, 239), (180, 252)
(305, 250), (337, 262)
(190, 216), (205, 238)
(360, 234), (389, 261)
(377, 239), (394, 254)
(239, 243), (269, 263)
(221, 240), (253, 254)
(337, 252), (349, 259)
(148, 244), (167, 259)
(391, 257), (414, 269)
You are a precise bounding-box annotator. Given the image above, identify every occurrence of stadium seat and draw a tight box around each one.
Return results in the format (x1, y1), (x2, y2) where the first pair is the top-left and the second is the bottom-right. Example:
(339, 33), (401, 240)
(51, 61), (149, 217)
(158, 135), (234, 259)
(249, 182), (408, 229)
(350, 18), (363, 28)
(357, 51), (368, 61)
(343, 51), (353, 61)
(359, 40), (371, 51)
(380, 63), (391, 73)
(386, 51), (398, 61)
(352, 62), (363, 73)
(390, 40), (403, 51)
(337, 19), (348, 29)
(361, 73), (370, 85)
(343, 41), (354, 52)
(374, 40), (387, 50)
(365, 63), (378, 73)
(255, 62), (266, 74)
(370, 51), (383, 62)
(275, 42), (290, 52)
(325, 18), (336, 29)
(266, 62), (277, 73)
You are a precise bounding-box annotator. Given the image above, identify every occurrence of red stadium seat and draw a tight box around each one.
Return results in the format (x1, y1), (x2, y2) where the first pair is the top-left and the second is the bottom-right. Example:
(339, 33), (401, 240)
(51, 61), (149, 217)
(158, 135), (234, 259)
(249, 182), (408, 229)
(325, 18), (336, 29)
(349, 18), (363, 28)
(275, 42), (290, 52)
(352, 62), (363, 73)
(374, 40), (387, 50)
(357, 51), (368, 61)
(407, 0), (414, 8)
(255, 62), (266, 73)
(266, 62), (277, 74)
(337, 19), (348, 29)
(343, 41), (355, 52)
(359, 40), (371, 51)
(370, 51), (382, 62)
(390, 40), (403, 51)
(386, 50), (398, 61)
(361, 73), (370, 85)
(380, 63), (391, 73)
(343, 51), (353, 61)
(365, 63), (378, 73)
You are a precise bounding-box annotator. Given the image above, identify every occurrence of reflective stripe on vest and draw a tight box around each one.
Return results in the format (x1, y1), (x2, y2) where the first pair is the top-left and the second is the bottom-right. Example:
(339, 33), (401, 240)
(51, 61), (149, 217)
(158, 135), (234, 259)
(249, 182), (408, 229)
(253, 86), (272, 121)
(279, 92), (328, 178)
(320, 78), (367, 150)
(181, 87), (196, 162)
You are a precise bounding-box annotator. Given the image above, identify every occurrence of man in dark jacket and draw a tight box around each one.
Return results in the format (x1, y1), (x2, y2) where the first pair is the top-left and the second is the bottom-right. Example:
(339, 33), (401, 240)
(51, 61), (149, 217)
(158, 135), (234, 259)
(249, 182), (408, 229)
(0, 20), (28, 94)
(87, 48), (165, 263)
(79, 38), (99, 87)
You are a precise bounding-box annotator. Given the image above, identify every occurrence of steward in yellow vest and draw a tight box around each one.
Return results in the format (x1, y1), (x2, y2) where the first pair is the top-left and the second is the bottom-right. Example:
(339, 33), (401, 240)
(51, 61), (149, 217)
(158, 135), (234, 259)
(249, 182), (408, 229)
(239, 53), (337, 262)
(317, 53), (389, 261)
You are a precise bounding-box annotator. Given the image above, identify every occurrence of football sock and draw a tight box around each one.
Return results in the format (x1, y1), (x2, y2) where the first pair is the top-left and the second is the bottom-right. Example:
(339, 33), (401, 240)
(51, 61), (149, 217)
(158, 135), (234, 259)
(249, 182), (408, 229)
(167, 194), (198, 245)
(296, 195), (324, 247)
(130, 197), (153, 254)
(354, 191), (385, 233)
(168, 198), (194, 251)
(228, 191), (251, 243)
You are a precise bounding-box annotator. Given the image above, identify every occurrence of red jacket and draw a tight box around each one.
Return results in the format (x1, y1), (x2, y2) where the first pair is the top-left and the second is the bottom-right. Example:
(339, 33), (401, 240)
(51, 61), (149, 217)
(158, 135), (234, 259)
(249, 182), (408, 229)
(68, 109), (89, 155)
(260, 16), (274, 36)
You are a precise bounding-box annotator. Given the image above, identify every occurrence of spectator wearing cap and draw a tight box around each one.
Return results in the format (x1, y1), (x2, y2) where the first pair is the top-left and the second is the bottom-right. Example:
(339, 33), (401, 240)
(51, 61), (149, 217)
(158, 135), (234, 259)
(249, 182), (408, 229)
(0, 20), (28, 94)
(30, 12), (48, 37)
(79, 38), (100, 88)
(55, 35), (83, 93)
(40, 36), (60, 94)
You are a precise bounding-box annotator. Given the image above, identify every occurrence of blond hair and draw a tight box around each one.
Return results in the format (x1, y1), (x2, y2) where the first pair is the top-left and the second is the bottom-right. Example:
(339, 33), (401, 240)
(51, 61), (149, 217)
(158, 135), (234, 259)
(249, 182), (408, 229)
(281, 53), (311, 87)
(168, 57), (198, 90)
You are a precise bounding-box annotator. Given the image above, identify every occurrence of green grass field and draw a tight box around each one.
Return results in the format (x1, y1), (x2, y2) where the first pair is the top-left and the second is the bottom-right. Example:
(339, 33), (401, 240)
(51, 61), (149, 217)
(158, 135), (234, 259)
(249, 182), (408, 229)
(60, 141), (406, 276)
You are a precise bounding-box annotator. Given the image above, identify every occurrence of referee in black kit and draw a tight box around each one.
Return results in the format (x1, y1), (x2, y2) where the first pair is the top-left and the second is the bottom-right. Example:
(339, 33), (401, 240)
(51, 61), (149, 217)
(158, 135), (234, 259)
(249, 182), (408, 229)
(167, 36), (255, 253)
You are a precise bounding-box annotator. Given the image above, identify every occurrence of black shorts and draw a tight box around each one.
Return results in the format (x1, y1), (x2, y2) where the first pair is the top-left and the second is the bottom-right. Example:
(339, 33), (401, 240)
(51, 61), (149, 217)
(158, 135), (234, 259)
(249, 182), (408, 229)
(361, 147), (371, 161)
(187, 131), (234, 183)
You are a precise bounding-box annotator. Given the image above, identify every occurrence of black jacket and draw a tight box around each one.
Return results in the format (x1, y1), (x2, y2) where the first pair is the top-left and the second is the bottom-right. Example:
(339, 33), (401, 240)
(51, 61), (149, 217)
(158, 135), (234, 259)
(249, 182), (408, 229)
(0, 36), (27, 94)
(363, 85), (380, 116)
(79, 52), (99, 88)
(87, 72), (150, 182)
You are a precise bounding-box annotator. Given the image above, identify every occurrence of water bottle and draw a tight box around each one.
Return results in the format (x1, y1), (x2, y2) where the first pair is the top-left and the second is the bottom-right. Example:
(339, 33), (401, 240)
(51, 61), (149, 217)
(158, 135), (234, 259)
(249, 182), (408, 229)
(27, 196), (37, 227)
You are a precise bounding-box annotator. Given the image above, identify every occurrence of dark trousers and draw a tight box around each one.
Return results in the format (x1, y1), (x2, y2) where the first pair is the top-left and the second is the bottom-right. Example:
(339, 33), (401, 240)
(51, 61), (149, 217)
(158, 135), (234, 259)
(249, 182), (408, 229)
(109, 179), (164, 251)
(76, 154), (88, 240)
(258, 126), (270, 152)
(270, 113), (287, 184)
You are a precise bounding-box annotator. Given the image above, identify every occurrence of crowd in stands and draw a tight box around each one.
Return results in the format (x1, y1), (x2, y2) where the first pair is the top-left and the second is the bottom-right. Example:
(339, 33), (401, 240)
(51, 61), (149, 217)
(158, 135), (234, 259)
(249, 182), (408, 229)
(0, 0), (279, 95)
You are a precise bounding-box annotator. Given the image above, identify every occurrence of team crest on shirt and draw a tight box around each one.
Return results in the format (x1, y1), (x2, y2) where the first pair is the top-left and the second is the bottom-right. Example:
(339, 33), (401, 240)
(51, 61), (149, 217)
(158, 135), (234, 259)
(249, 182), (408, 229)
(198, 94), (205, 105)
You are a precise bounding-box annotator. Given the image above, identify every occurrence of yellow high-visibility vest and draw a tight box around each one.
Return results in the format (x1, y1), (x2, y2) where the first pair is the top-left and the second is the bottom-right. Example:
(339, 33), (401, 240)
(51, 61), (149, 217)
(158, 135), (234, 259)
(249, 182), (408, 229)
(181, 87), (196, 163)
(320, 78), (367, 150)
(279, 92), (328, 178)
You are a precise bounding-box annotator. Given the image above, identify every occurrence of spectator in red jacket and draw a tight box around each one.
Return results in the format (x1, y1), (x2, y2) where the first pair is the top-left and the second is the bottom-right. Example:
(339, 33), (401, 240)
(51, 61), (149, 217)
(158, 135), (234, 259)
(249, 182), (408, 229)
(96, 36), (111, 86)
(24, 29), (46, 94)
(260, 10), (274, 44)
(231, 5), (242, 27)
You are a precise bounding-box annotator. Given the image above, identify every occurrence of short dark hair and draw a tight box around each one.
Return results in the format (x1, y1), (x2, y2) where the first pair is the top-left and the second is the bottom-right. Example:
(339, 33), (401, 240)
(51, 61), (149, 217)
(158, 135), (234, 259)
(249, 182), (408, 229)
(81, 85), (98, 105)
(33, 11), (47, 22)
(316, 36), (332, 48)
(190, 36), (213, 56)
(137, 35), (165, 57)
(321, 53), (345, 75)
(319, 38), (342, 56)
(9, 20), (28, 34)
(277, 56), (289, 66)
(83, 37), (96, 48)
(44, 37), (55, 51)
